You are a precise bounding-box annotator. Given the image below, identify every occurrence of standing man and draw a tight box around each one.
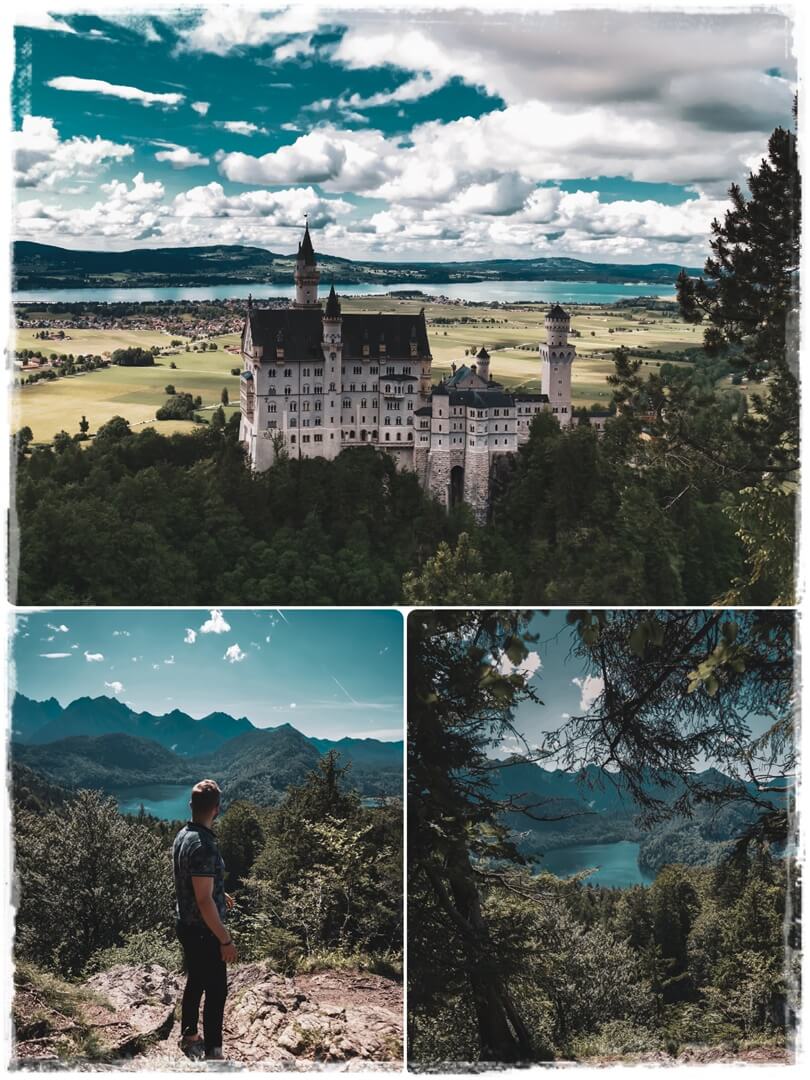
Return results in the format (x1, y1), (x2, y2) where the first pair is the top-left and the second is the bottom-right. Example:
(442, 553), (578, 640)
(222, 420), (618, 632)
(172, 779), (237, 1061)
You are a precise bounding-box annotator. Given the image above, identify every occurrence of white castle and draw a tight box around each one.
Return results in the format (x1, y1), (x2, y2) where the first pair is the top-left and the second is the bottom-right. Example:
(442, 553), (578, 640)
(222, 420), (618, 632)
(239, 225), (597, 521)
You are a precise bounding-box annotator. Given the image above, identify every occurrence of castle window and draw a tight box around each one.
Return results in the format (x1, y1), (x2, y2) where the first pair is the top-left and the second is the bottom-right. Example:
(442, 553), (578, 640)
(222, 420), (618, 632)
(289, 402), (297, 412)
(302, 385), (310, 394)
(386, 366), (395, 376)
(403, 366), (412, 375)
(407, 385), (414, 393)
(302, 434), (310, 443)
(329, 382), (337, 391)
(302, 367), (311, 377)
(408, 432), (413, 441)
(385, 432), (390, 441)
(314, 401), (322, 411)
(470, 439), (475, 446)
(396, 416), (402, 426)
(361, 383), (367, 392)
(314, 434), (323, 442)
(302, 401), (310, 411)
(289, 417), (297, 427)
(330, 352), (337, 361)
(363, 345), (370, 357)
(268, 369), (276, 378)
(314, 418), (321, 426)
(290, 435), (296, 443)
(284, 386), (292, 396)
(361, 398), (367, 408)
(269, 403), (277, 414)
(384, 416), (391, 425)
(353, 366), (362, 375)
(407, 401), (413, 411)
(350, 430), (356, 439)
(284, 368), (292, 378)
(267, 420), (277, 429)
(396, 432), (401, 441)
(370, 365), (379, 375)
(314, 367), (323, 376)
(268, 386), (276, 396)
(385, 384), (391, 393)
(342, 398), (351, 408)
(314, 386), (322, 395)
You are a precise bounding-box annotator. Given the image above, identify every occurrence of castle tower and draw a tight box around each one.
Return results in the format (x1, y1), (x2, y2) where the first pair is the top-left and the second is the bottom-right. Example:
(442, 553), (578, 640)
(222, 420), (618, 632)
(476, 346), (490, 383)
(320, 283), (343, 459)
(294, 221), (320, 308)
(539, 303), (574, 427)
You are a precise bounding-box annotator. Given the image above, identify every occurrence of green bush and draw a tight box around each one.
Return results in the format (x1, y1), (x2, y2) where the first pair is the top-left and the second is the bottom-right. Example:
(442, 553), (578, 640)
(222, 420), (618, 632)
(85, 929), (182, 976)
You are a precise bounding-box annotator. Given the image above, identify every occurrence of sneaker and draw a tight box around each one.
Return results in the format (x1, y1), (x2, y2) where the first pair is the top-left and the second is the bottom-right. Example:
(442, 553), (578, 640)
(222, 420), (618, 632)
(180, 1036), (205, 1061)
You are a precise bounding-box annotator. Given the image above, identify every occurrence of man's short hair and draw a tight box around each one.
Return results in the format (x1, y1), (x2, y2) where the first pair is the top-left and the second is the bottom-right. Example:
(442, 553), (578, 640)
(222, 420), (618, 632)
(191, 779), (221, 817)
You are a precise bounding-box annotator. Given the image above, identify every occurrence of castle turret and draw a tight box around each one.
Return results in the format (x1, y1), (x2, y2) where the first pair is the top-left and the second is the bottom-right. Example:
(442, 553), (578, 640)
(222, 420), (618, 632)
(539, 304), (574, 427)
(476, 345), (490, 382)
(294, 222), (320, 307)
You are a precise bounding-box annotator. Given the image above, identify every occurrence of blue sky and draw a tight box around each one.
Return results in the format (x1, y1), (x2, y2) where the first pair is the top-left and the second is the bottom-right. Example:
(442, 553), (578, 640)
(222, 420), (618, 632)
(13, 3), (796, 264)
(11, 608), (404, 740)
(487, 611), (776, 770)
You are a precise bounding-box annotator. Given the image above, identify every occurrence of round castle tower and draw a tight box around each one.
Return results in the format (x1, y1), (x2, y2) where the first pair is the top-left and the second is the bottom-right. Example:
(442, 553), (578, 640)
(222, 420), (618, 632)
(539, 303), (575, 427)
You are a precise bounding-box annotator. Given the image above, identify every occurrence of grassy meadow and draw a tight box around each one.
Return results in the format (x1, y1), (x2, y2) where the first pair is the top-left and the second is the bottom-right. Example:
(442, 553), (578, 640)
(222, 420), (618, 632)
(12, 301), (700, 442)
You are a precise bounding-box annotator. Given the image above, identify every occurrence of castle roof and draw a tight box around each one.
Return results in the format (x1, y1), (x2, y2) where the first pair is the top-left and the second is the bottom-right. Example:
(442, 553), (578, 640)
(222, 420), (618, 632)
(514, 392), (550, 402)
(298, 223), (316, 267)
(448, 389), (514, 409)
(414, 405), (433, 416)
(547, 303), (570, 321)
(476, 346), (490, 359)
(325, 283), (341, 318)
(246, 308), (430, 359)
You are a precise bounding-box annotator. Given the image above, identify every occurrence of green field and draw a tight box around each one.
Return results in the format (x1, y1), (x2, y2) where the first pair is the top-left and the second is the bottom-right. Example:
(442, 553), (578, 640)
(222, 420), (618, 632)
(12, 303), (700, 442)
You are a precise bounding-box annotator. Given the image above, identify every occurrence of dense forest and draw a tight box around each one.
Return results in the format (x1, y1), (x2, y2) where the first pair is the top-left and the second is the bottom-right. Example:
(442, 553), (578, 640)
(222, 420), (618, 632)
(14, 752), (402, 982)
(408, 609), (796, 1065)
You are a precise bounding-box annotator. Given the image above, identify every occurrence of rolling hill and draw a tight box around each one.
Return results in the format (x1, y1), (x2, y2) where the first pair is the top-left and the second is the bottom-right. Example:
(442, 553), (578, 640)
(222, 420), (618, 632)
(13, 241), (699, 290)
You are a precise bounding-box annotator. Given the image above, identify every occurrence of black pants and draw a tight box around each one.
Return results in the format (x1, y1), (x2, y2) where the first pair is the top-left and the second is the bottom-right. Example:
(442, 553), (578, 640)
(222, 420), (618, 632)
(176, 921), (228, 1053)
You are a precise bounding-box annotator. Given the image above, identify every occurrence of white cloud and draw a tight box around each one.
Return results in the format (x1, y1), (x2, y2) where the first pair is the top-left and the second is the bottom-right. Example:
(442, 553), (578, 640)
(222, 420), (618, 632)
(46, 76), (184, 108)
(105, 680), (124, 695)
(112, 629), (131, 637)
(214, 120), (269, 137)
(497, 649), (542, 680)
(184, 628), (197, 644)
(39, 652), (72, 659)
(155, 143), (210, 169)
(13, 115), (134, 190)
(572, 675), (605, 712)
(84, 651), (104, 662)
(176, 7), (319, 55)
(274, 35), (315, 62)
(47, 622), (69, 633)
(191, 101), (210, 116)
(173, 182), (348, 227)
(289, 702), (297, 709)
(200, 609), (231, 634)
(224, 643), (247, 663)
(164, 656), (175, 665)
(16, 14), (76, 34)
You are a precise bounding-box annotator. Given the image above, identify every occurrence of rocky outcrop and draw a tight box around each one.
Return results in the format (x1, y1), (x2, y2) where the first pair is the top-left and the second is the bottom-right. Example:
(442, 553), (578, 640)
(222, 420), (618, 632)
(13, 962), (403, 1070)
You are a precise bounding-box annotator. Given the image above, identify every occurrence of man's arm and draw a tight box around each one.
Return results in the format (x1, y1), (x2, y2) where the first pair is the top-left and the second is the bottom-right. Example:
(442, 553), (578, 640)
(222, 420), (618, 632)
(192, 876), (237, 963)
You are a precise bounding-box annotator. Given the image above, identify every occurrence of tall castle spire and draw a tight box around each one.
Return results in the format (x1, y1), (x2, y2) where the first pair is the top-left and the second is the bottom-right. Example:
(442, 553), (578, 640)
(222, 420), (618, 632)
(294, 219), (320, 307)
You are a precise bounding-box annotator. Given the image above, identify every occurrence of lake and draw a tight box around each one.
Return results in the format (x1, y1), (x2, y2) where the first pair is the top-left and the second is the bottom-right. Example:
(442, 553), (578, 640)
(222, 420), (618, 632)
(539, 840), (655, 888)
(13, 279), (676, 306)
(115, 783), (190, 821)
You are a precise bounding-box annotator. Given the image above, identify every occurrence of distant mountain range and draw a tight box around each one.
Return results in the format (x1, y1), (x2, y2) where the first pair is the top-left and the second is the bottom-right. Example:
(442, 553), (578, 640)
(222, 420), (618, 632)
(10, 693), (402, 806)
(487, 756), (785, 873)
(13, 241), (699, 291)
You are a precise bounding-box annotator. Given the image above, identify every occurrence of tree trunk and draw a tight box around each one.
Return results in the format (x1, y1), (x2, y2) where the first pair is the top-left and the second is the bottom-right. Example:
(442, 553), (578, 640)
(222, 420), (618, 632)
(444, 847), (534, 1063)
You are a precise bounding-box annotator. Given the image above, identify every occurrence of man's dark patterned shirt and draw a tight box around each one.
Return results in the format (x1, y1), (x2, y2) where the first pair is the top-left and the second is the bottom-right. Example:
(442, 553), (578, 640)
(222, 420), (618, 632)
(172, 822), (227, 927)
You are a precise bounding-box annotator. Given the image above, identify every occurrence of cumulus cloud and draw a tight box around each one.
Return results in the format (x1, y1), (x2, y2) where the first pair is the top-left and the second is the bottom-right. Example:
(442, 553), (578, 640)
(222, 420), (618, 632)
(173, 182), (349, 227)
(154, 143), (210, 169)
(47, 75), (185, 107)
(184, 628), (197, 644)
(112, 629), (131, 637)
(572, 675), (605, 712)
(105, 680), (124, 695)
(164, 656), (176, 665)
(176, 7), (319, 55)
(13, 115), (134, 190)
(191, 100), (210, 116)
(214, 120), (269, 137)
(496, 650), (542, 680)
(47, 622), (69, 633)
(84, 651), (104, 662)
(200, 609), (230, 634)
(224, 643), (247, 663)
